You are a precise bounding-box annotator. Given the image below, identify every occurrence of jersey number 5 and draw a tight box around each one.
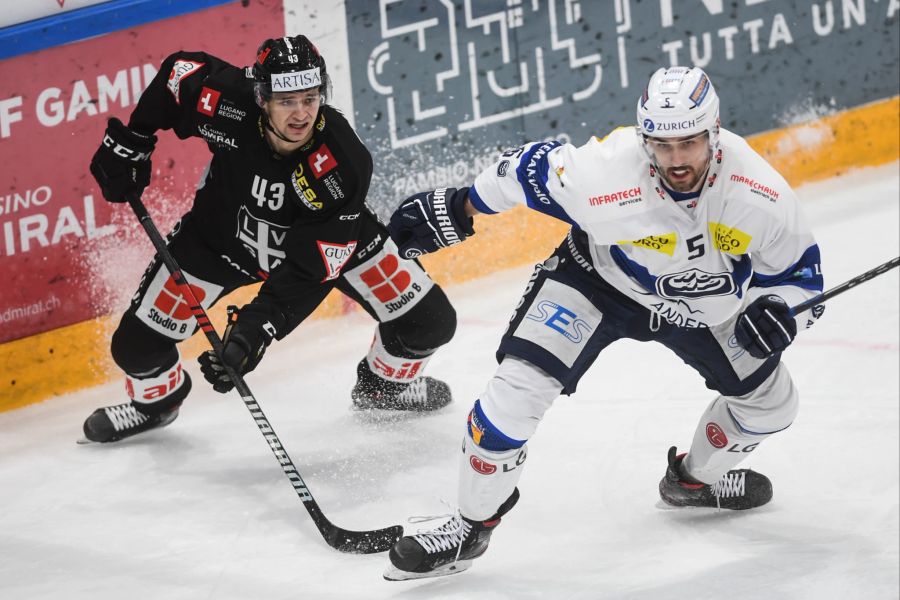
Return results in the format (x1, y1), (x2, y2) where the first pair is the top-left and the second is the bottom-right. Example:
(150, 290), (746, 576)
(686, 234), (705, 260)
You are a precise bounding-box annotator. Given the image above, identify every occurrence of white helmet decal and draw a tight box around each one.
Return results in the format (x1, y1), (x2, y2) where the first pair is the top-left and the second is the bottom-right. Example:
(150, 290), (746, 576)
(636, 66), (720, 143)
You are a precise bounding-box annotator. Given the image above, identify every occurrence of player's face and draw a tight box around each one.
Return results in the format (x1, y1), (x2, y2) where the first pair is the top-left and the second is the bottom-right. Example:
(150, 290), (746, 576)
(265, 89), (322, 146)
(645, 131), (711, 193)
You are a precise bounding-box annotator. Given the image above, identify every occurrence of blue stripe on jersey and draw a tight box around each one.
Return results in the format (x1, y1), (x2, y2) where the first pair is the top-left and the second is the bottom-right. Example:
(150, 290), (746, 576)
(609, 246), (752, 298)
(731, 254), (753, 298)
(609, 245), (656, 293)
(514, 141), (577, 226)
(751, 244), (824, 292)
(468, 185), (498, 215)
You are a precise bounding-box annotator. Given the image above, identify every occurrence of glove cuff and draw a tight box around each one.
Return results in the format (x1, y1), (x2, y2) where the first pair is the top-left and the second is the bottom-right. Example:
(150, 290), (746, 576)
(237, 302), (288, 344)
(449, 187), (475, 237)
(107, 117), (158, 151)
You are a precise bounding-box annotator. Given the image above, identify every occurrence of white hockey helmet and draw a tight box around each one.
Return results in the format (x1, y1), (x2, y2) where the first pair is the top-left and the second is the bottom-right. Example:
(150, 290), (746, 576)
(636, 66), (720, 150)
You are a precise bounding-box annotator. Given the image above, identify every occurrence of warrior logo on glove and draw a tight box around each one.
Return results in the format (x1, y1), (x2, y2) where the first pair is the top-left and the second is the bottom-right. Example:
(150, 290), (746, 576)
(389, 187), (474, 259)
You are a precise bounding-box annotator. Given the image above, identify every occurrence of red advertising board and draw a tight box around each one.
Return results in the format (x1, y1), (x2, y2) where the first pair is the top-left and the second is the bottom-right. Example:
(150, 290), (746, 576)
(0, 0), (284, 343)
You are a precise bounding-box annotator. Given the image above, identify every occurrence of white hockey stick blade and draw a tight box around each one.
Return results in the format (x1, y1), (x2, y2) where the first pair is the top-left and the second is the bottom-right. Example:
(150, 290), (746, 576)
(383, 559), (474, 581)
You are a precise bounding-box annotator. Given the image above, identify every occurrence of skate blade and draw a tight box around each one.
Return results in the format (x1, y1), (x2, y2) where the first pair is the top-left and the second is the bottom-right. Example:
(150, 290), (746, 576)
(76, 437), (97, 445)
(383, 560), (473, 581)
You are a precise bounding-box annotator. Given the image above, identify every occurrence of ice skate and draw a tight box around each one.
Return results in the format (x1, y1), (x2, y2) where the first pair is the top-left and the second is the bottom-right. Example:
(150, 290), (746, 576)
(351, 359), (452, 412)
(80, 401), (180, 444)
(659, 446), (773, 510)
(384, 489), (519, 581)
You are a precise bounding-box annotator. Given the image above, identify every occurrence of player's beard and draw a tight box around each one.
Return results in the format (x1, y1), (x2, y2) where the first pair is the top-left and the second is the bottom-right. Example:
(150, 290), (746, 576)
(660, 159), (710, 193)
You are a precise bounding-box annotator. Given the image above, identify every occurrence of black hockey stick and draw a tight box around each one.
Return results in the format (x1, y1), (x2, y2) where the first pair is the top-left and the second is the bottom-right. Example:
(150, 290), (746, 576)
(127, 195), (402, 554)
(790, 256), (899, 316)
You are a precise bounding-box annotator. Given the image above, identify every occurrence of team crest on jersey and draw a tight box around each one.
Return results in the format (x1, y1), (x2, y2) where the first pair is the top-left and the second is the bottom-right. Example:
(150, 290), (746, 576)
(655, 268), (737, 299)
(236, 206), (288, 273)
(167, 60), (204, 104)
(709, 222), (752, 254)
(317, 240), (357, 281)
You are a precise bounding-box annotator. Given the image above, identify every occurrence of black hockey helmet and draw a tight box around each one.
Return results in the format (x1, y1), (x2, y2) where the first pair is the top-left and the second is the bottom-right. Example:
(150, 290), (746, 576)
(252, 35), (330, 104)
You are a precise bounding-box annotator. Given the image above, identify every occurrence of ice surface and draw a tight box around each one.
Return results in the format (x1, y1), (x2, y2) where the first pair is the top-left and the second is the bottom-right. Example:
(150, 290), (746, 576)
(1, 163), (897, 599)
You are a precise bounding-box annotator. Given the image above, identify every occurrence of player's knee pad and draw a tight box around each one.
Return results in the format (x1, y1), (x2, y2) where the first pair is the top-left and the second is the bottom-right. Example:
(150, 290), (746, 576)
(727, 362), (799, 433)
(379, 286), (456, 356)
(684, 363), (798, 483)
(111, 311), (179, 376)
(458, 430), (528, 521)
(476, 356), (562, 442)
(126, 355), (192, 415)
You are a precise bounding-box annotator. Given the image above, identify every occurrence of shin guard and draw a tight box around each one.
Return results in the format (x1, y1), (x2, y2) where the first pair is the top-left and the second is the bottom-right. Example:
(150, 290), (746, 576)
(683, 363), (798, 484)
(458, 429), (527, 521)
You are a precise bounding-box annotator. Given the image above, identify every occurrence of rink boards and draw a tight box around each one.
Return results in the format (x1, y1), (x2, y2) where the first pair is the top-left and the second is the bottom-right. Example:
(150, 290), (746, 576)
(2, 95), (897, 411)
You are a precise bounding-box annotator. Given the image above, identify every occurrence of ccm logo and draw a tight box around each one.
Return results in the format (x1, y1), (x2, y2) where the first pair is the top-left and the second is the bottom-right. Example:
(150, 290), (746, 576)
(469, 456), (497, 475)
(102, 135), (151, 161)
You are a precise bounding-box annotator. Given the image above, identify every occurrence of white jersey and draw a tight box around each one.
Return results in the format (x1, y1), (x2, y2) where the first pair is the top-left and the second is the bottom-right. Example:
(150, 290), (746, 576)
(471, 127), (823, 328)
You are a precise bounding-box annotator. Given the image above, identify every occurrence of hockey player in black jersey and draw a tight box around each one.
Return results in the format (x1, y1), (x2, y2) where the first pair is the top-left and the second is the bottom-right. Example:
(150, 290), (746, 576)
(82, 35), (457, 443)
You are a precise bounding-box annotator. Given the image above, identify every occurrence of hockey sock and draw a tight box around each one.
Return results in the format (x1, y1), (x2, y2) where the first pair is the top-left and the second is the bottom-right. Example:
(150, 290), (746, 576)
(125, 356), (191, 415)
(363, 328), (433, 384)
(457, 415), (528, 521)
(683, 363), (798, 483)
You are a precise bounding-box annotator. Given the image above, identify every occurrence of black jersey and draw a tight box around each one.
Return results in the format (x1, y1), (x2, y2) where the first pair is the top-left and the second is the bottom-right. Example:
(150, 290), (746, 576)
(128, 51), (382, 329)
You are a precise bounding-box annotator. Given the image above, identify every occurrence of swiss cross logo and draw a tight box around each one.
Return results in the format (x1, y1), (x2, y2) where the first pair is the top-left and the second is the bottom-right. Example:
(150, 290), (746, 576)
(308, 144), (337, 178)
(359, 255), (411, 302)
(197, 87), (221, 117)
(154, 276), (206, 320)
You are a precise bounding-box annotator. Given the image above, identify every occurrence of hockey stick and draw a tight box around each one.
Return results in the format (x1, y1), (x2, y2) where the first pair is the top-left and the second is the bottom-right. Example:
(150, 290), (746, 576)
(790, 256), (899, 316)
(126, 195), (402, 554)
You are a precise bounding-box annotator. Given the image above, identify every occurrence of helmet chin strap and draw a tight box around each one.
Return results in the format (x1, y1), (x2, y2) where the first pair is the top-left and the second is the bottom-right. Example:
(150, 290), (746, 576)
(257, 101), (298, 145)
(263, 115), (296, 144)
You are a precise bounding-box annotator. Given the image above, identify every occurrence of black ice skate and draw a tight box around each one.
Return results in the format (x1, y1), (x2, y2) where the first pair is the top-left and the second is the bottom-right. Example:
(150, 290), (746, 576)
(81, 402), (180, 443)
(659, 446), (773, 510)
(384, 488), (519, 581)
(351, 359), (452, 411)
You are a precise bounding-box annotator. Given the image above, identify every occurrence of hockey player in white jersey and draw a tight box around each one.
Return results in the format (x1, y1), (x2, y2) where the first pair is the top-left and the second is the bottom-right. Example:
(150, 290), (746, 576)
(382, 66), (825, 580)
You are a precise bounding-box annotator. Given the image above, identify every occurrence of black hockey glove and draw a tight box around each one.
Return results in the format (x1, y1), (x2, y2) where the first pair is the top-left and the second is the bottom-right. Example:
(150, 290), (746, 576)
(89, 117), (157, 203)
(388, 187), (474, 259)
(734, 295), (797, 359)
(198, 304), (286, 393)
